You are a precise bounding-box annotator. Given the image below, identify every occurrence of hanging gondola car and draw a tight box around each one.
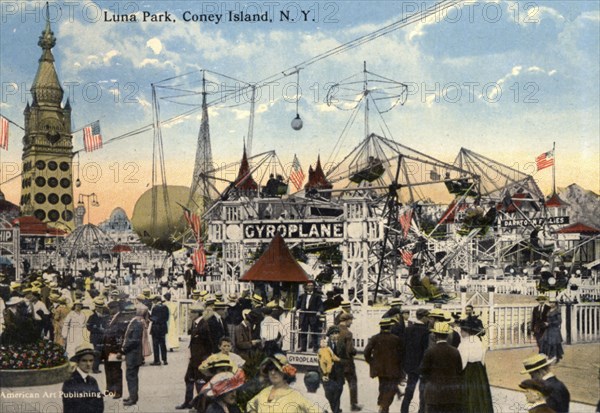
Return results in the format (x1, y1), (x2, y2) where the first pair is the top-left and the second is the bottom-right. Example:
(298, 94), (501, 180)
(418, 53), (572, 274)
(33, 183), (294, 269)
(444, 172), (479, 197)
(350, 157), (385, 183)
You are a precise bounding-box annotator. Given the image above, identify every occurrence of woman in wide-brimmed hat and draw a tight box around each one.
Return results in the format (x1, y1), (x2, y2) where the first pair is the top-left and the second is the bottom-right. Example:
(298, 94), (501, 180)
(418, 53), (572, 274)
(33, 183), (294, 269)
(247, 354), (323, 412)
(62, 343), (104, 413)
(62, 300), (87, 358)
(457, 318), (493, 413)
(201, 369), (246, 413)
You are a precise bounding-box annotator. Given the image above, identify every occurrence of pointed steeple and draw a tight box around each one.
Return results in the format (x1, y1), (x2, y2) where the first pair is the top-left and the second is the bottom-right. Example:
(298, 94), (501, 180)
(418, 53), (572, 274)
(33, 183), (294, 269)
(31, 3), (63, 106)
(235, 145), (258, 191)
(64, 98), (71, 110)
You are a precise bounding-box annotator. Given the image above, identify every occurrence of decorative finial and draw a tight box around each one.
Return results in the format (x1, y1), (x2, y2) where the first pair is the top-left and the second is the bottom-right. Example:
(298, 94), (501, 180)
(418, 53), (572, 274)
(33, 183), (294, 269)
(38, 2), (56, 51)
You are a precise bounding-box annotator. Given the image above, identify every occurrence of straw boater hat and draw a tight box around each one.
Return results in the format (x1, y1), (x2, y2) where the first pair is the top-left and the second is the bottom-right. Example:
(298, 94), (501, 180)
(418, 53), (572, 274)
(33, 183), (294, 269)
(93, 297), (106, 307)
(201, 370), (246, 398)
(428, 309), (451, 321)
(379, 318), (394, 328)
(430, 321), (452, 335)
(204, 297), (216, 307)
(191, 289), (201, 297)
(69, 343), (98, 362)
(520, 354), (555, 374)
(535, 295), (548, 302)
(214, 301), (228, 310)
(416, 308), (430, 319)
(390, 298), (402, 306)
(199, 290), (209, 299)
(340, 301), (351, 308)
(251, 293), (263, 303)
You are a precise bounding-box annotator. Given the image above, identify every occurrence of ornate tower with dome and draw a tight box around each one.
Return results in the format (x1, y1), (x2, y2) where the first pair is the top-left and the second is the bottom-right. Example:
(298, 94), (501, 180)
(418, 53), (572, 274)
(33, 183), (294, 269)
(20, 12), (75, 231)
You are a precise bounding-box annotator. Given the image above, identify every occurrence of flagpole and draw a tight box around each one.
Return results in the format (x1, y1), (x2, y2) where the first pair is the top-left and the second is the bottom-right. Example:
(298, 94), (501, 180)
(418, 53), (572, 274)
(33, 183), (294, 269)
(552, 141), (556, 195)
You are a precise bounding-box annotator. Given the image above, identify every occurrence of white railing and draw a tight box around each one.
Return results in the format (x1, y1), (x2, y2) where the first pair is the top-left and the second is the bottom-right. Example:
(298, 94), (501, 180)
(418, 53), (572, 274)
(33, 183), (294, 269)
(571, 303), (600, 343)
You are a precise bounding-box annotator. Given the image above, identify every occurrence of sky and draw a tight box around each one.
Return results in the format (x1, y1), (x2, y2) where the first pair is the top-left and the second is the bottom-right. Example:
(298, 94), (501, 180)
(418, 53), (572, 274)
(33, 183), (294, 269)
(0, 0), (598, 224)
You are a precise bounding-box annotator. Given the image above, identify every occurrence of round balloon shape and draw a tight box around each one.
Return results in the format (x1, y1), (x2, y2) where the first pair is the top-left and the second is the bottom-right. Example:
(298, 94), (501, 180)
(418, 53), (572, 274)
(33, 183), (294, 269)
(131, 185), (191, 252)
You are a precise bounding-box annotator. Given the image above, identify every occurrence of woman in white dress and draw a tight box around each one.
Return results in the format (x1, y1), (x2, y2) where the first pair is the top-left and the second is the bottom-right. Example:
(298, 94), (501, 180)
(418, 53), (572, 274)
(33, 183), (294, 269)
(61, 301), (88, 358)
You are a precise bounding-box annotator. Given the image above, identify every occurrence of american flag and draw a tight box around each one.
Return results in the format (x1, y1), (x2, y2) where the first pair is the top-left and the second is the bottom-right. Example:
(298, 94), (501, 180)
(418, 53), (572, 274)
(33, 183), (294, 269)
(0, 116), (8, 150)
(83, 120), (103, 152)
(400, 249), (413, 266)
(536, 150), (554, 171)
(191, 243), (207, 275)
(289, 154), (305, 191)
(182, 206), (202, 242)
(399, 208), (413, 237)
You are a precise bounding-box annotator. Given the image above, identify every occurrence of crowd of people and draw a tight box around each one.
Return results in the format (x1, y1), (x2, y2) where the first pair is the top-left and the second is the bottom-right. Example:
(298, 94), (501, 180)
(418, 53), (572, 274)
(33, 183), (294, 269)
(0, 271), (578, 413)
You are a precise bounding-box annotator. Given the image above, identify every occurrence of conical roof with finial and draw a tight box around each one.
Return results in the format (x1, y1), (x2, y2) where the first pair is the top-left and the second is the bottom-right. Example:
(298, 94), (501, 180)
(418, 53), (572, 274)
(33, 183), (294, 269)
(31, 5), (63, 106)
(240, 233), (310, 283)
(234, 146), (258, 191)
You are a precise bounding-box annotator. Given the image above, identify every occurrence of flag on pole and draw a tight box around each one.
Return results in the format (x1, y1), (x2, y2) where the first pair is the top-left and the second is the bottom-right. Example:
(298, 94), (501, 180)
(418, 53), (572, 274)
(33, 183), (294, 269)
(83, 120), (103, 152)
(536, 150), (554, 171)
(0, 116), (9, 150)
(400, 249), (413, 266)
(289, 154), (305, 191)
(399, 208), (413, 237)
(191, 243), (207, 275)
(182, 205), (202, 242)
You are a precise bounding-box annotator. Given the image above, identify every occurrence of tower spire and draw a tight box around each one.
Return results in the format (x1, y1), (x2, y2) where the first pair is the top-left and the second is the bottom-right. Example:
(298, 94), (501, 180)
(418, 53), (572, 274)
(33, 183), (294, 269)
(31, 2), (63, 105)
(188, 70), (216, 208)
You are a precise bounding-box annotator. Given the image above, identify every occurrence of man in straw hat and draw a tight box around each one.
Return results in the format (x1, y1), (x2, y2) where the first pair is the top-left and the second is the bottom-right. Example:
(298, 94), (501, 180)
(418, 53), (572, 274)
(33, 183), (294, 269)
(87, 296), (109, 373)
(176, 305), (209, 410)
(333, 300), (352, 326)
(518, 379), (556, 413)
(364, 318), (405, 413)
(401, 308), (430, 413)
(61, 343), (104, 413)
(338, 312), (362, 411)
(420, 321), (463, 413)
(521, 354), (570, 413)
(234, 309), (261, 360)
(531, 295), (551, 351)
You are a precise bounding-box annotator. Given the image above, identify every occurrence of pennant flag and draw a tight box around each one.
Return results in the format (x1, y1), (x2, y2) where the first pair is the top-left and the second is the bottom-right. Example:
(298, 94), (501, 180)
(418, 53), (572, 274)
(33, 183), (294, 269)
(83, 120), (103, 152)
(289, 154), (305, 191)
(191, 243), (207, 275)
(181, 205), (202, 242)
(0, 116), (8, 150)
(400, 249), (413, 266)
(399, 208), (413, 237)
(536, 150), (554, 171)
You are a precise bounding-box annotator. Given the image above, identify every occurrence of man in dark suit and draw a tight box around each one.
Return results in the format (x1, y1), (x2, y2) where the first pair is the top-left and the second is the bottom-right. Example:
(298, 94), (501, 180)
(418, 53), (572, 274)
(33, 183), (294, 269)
(420, 321), (463, 413)
(120, 305), (145, 406)
(62, 344), (104, 413)
(531, 295), (550, 350)
(401, 309), (430, 413)
(234, 309), (261, 359)
(295, 281), (323, 352)
(364, 318), (405, 413)
(208, 300), (228, 353)
(149, 295), (170, 366)
(184, 264), (196, 298)
(522, 354), (570, 413)
(337, 313), (362, 411)
(86, 297), (109, 373)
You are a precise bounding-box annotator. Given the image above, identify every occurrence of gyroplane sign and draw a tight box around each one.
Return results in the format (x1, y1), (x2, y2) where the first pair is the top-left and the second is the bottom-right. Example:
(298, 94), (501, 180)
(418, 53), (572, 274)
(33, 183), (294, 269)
(242, 221), (344, 241)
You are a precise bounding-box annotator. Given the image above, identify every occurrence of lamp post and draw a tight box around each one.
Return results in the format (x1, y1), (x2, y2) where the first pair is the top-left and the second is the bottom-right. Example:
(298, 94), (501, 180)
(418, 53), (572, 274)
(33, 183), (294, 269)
(78, 193), (99, 224)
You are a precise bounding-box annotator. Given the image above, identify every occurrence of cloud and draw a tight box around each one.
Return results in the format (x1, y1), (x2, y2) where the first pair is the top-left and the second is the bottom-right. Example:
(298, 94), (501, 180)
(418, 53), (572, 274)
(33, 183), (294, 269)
(146, 38), (163, 55)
